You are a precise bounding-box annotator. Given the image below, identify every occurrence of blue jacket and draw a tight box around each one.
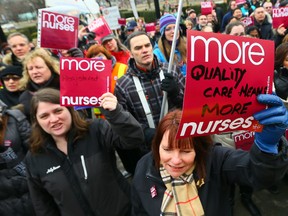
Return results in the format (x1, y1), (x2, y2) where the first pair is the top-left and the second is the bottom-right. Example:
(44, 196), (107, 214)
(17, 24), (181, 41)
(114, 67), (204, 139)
(153, 44), (187, 77)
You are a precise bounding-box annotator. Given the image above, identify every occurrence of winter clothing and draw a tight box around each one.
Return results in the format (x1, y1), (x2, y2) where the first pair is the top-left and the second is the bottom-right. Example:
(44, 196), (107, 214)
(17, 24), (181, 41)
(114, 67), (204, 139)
(131, 141), (288, 216)
(2, 53), (23, 67)
(0, 65), (23, 108)
(25, 104), (144, 216)
(153, 44), (187, 76)
(254, 15), (274, 40)
(159, 14), (176, 35)
(110, 50), (131, 65)
(0, 101), (34, 216)
(115, 56), (185, 134)
(274, 67), (288, 108)
(127, 20), (137, 31)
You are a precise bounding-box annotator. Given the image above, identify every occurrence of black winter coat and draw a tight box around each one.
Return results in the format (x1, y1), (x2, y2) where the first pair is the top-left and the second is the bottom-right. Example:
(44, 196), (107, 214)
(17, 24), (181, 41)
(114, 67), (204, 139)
(0, 109), (34, 216)
(25, 105), (144, 216)
(131, 142), (288, 216)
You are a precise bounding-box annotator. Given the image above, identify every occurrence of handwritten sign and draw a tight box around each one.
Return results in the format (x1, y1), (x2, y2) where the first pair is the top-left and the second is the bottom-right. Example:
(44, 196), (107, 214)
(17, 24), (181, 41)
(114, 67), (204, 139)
(88, 17), (112, 44)
(37, 10), (78, 50)
(201, 2), (213, 15)
(177, 31), (274, 138)
(272, 7), (288, 28)
(60, 57), (111, 106)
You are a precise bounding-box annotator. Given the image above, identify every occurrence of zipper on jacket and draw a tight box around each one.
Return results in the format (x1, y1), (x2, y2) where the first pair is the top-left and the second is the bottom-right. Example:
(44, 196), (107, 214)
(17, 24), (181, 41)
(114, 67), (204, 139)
(80, 155), (88, 180)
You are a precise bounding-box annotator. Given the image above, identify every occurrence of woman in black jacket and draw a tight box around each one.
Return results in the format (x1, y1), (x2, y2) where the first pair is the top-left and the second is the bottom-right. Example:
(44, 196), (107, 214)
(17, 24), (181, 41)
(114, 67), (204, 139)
(0, 100), (34, 216)
(25, 88), (144, 216)
(131, 104), (288, 216)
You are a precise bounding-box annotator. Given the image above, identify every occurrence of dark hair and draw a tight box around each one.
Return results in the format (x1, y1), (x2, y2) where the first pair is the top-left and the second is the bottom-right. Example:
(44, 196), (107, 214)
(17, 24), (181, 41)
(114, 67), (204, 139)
(152, 109), (213, 181)
(225, 21), (245, 34)
(126, 31), (150, 50)
(275, 42), (288, 69)
(29, 88), (89, 153)
(245, 25), (261, 37)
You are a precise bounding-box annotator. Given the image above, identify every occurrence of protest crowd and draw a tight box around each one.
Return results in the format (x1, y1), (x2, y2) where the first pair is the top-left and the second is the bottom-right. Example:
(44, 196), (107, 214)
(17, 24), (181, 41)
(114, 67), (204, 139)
(0, 0), (288, 215)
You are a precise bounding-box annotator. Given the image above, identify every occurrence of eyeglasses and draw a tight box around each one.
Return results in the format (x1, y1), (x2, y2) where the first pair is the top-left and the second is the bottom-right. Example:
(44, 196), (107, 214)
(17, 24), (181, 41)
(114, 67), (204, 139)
(2, 75), (21, 81)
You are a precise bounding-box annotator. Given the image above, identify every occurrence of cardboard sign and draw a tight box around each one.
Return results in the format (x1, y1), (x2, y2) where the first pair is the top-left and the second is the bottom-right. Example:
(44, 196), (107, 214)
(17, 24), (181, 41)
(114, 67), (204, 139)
(118, 18), (126, 25)
(201, 2), (213, 15)
(60, 57), (111, 106)
(272, 7), (288, 28)
(233, 131), (254, 151)
(242, 17), (254, 27)
(88, 17), (112, 44)
(37, 10), (78, 50)
(145, 23), (156, 33)
(102, 6), (121, 30)
(177, 30), (274, 139)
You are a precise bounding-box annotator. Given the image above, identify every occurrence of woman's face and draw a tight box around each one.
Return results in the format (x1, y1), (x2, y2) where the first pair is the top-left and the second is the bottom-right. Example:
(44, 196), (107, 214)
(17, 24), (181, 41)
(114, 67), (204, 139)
(103, 38), (118, 52)
(164, 24), (179, 41)
(248, 29), (260, 38)
(36, 102), (72, 140)
(2, 75), (21, 92)
(159, 130), (196, 178)
(283, 54), (288, 68)
(27, 57), (52, 85)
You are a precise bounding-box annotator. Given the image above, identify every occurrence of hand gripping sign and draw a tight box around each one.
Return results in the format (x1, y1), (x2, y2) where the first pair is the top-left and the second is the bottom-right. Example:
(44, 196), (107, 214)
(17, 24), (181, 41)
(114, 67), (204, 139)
(60, 57), (111, 107)
(176, 30), (274, 139)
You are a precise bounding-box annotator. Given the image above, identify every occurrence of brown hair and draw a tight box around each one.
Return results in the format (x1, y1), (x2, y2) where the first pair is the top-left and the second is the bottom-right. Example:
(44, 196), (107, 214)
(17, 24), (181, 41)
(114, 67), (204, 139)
(152, 109), (213, 181)
(20, 48), (59, 90)
(275, 42), (288, 69)
(86, 44), (112, 59)
(157, 35), (187, 65)
(29, 88), (89, 153)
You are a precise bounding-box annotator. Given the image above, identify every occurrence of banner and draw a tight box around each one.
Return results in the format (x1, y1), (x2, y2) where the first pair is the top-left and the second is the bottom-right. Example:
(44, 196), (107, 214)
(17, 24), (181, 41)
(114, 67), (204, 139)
(102, 6), (121, 30)
(177, 30), (274, 139)
(236, 0), (246, 5)
(145, 22), (156, 33)
(272, 7), (288, 28)
(37, 10), (78, 50)
(242, 17), (254, 27)
(118, 18), (126, 25)
(201, 2), (213, 15)
(88, 17), (112, 44)
(60, 57), (111, 106)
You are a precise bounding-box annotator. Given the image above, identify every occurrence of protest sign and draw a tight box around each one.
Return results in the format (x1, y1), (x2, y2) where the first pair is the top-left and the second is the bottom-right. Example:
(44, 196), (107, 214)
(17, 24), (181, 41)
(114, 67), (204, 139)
(201, 2), (213, 15)
(177, 30), (274, 139)
(60, 57), (111, 106)
(242, 17), (254, 27)
(145, 23), (156, 33)
(233, 131), (254, 151)
(102, 6), (121, 30)
(37, 10), (78, 50)
(236, 0), (246, 5)
(118, 18), (126, 25)
(88, 17), (112, 44)
(272, 7), (288, 28)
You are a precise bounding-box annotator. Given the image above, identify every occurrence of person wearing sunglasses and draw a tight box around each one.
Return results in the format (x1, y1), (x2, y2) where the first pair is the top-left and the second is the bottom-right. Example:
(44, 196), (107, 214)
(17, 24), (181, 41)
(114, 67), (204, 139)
(0, 65), (23, 108)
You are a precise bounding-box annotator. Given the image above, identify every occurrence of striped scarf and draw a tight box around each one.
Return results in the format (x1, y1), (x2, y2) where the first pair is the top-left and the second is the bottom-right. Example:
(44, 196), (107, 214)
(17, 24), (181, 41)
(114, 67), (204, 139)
(160, 165), (204, 216)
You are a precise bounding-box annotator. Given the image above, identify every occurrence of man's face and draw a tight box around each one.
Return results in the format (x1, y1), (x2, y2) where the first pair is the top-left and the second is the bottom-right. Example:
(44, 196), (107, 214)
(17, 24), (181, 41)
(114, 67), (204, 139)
(8, 35), (31, 60)
(129, 35), (154, 69)
(254, 7), (266, 22)
(189, 12), (196, 19)
(263, 2), (273, 15)
(198, 15), (208, 27)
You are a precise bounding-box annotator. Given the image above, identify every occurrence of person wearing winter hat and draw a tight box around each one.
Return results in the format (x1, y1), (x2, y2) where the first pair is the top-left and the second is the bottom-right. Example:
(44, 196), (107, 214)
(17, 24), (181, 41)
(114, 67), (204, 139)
(101, 34), (131, 65)
(0, 65), (23, 108)
(153, 14), (187, 76)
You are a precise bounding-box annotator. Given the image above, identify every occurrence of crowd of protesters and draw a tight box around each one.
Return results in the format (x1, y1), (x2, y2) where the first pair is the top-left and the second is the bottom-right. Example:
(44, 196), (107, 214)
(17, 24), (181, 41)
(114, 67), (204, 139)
(0, 0), (288, 215)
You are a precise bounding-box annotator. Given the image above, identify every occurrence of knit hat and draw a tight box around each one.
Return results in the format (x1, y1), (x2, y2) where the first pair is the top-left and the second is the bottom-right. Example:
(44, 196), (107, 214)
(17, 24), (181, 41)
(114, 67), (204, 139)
(160, 14), (176, 35)
(0, 65), (23, 80)
(101, 34), (116, 44)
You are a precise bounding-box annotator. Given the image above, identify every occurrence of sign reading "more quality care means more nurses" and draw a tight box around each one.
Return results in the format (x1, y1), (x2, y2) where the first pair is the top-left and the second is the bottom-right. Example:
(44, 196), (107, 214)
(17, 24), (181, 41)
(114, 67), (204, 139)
(176, 30), (274, 139)
(60, 57), (111, 107)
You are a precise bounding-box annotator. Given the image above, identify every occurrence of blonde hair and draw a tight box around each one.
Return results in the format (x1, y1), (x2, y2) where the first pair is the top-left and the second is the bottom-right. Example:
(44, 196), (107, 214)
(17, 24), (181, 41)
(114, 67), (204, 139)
(19, 48), (60, 90)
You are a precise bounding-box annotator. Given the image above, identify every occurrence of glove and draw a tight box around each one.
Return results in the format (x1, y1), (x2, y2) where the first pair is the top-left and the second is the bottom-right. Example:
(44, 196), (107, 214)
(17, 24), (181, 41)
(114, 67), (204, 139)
(161, 73), (179, 97)
(253, 94), (288, 154)
(67, 47), (84, 58)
